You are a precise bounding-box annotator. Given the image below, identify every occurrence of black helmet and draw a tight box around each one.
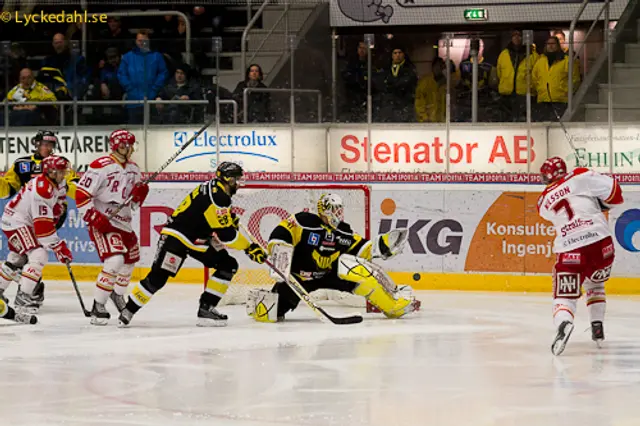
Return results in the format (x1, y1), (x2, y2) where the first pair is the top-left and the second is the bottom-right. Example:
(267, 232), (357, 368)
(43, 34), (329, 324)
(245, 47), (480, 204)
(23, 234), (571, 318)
(215, 161), (244, 182)
(34, 130), (59, 148)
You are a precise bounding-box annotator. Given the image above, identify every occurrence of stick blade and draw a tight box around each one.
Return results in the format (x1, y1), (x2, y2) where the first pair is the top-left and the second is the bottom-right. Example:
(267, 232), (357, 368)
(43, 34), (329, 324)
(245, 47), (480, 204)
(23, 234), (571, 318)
(318, 307), (363, 325)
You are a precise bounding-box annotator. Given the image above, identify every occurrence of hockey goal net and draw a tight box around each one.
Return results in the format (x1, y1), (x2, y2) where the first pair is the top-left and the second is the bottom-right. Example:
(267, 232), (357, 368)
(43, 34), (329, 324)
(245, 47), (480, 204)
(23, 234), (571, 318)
(206, 184), (371, 306)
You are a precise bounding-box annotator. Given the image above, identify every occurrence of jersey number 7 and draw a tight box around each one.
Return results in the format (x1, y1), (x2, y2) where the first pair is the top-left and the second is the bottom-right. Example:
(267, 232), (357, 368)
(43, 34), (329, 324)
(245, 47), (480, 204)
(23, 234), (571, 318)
(552, 199), (575, 220)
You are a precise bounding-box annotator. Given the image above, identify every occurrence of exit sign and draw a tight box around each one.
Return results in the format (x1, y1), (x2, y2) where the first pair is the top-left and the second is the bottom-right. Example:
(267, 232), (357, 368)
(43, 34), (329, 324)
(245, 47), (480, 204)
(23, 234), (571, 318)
(464, 9), (488, 21)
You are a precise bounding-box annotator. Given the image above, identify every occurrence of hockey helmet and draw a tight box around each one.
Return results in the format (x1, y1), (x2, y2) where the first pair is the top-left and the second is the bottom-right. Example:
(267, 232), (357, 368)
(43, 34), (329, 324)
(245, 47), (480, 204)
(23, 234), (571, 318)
(317, 193), (344, 229)
(215, 162), (244, 195)
(540, 156), (567, 185)
(34, 130), (58, 149)
(42, 155), (70, 184)
(109, 129), (136, 152)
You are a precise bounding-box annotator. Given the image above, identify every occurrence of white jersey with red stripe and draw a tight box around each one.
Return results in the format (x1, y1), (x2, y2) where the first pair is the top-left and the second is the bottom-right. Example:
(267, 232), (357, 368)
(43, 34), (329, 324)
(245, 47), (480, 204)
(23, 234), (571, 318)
(1, 174), (66, 248)
(75, 155), (142, 233)
(537, 167), (623, 253)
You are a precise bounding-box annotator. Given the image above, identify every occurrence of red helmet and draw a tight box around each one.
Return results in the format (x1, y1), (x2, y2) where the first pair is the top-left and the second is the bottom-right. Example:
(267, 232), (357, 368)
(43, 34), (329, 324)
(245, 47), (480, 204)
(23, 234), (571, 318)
(109, 129), (136, 152)
(540, 156), (567, 185)
(42, 155), (70, 174)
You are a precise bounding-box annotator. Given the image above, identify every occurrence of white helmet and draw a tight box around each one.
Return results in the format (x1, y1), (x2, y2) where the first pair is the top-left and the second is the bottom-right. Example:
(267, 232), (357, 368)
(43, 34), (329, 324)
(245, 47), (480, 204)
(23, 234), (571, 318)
(317, 193), (344, 229)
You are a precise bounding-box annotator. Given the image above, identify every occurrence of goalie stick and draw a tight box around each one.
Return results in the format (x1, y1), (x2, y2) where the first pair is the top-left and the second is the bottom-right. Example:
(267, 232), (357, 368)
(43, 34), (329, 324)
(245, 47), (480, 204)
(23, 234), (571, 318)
(107, 115), (216, 220)
(239, 223), (363, 325)
(66, 261), (91, 317)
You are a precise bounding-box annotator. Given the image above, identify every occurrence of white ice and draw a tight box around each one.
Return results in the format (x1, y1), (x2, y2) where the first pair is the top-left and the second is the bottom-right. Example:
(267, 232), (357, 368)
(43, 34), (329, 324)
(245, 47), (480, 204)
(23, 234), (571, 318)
(2, 281), (640, 426)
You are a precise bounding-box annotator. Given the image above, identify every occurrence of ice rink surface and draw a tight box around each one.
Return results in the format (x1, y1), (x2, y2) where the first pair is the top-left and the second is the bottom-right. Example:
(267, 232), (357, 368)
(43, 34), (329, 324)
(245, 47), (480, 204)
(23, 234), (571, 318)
(2, 282), (640, 426)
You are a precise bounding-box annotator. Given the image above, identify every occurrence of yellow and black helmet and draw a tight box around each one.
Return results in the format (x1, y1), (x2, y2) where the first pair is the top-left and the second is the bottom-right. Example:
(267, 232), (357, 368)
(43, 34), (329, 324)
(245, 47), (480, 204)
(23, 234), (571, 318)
(215, 161), (244, 183)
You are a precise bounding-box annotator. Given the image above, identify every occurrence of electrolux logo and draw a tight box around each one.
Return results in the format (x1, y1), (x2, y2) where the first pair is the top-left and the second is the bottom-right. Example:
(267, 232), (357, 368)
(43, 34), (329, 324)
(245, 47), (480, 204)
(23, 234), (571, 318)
(377, 198), (463, 255)
(172, 130), (280, 165)
(615, 209), (640, 252)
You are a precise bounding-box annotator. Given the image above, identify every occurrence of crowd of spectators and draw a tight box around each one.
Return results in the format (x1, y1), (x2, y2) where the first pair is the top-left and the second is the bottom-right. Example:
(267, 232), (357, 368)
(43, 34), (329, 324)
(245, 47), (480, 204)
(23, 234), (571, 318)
(1, 4), (583, 127)
(339, 30), (582, 123)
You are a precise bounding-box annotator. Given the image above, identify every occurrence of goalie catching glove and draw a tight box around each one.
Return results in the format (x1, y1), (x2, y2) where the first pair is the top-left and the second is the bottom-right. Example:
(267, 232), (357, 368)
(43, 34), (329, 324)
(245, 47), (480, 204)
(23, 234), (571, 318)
(245, 243), (266, 264)
(372, 228), (408, 260)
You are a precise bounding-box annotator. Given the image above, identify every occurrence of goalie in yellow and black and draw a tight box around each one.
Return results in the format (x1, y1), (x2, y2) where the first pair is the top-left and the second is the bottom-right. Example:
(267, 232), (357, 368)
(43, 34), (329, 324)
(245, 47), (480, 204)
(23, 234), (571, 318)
(117, 161), (266, 328)
(246, 193), (421, 322)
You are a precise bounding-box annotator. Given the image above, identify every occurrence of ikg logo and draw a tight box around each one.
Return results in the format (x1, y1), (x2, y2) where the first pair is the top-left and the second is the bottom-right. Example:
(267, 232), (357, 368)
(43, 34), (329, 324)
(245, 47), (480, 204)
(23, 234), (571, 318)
(377, 198), (463, 255)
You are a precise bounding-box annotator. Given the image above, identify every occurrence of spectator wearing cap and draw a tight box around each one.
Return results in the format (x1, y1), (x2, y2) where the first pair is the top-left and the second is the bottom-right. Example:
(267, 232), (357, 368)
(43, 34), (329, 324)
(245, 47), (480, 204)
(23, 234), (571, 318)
(496, 30), (538, 122)
(154, 64), (202, 124)
(532, 36), (581, 121)
(233, 64), (271, 123)
(42, 33), (89, 98)
(117, 30), (169, 124)
(378, 45), (417, 122)
(4, 68), (57, 126)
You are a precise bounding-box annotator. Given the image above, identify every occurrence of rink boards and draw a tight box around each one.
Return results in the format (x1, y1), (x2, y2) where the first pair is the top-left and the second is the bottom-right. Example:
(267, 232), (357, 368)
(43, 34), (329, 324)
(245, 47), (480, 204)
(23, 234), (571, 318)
(1, 180), (638, 294)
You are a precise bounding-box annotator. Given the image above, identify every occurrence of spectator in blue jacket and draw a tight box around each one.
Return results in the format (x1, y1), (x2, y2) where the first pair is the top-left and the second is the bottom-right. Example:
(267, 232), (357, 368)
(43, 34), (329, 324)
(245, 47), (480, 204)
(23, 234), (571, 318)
(42, 33), (88, 98)
(117, 29), (169, 124)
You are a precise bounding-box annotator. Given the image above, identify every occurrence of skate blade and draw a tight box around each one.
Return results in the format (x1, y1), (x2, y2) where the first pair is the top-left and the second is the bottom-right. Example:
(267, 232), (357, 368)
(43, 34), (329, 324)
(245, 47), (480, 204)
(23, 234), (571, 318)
(196, 317), (228, 327)
(552, 323), (575, 356)
(117, 320), (130, 328)
(16, 315), (38, 325)
(595, 339), (604, 349)
(16, 306), (39, 315)
(90, 317), (109, 326)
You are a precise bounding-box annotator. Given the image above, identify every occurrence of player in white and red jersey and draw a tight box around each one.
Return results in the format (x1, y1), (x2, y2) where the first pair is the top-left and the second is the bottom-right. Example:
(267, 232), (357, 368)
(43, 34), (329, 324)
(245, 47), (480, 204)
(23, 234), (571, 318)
(537, 157), (624, 356)
(75, 129), (149, 325)
(0, 156), (73, 319)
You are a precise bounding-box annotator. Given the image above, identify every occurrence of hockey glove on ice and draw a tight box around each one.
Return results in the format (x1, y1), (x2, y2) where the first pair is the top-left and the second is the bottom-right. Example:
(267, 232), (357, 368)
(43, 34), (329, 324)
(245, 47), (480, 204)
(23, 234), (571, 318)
(52, 240), (73, 264)
(245, 243), (266, 264)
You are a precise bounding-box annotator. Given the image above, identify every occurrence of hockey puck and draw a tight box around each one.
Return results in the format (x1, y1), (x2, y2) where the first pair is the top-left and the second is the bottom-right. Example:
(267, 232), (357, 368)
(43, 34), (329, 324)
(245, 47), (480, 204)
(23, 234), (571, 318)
(412, 273), (421, 281)
(29, 315), (38, 325)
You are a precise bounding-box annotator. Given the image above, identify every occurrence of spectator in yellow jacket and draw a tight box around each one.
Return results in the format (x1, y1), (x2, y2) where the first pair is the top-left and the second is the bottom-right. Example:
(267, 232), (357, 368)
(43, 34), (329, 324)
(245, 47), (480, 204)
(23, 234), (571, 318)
(496, 30), (538, 121)
(532, 37), (581, 121)
(415, 57), (454, 123)
(5, 68), (58, 126)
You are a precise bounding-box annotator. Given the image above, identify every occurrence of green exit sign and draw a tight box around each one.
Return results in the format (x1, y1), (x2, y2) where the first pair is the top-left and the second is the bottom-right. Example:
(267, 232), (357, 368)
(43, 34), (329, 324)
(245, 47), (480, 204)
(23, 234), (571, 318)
(464, 9), (488, 21)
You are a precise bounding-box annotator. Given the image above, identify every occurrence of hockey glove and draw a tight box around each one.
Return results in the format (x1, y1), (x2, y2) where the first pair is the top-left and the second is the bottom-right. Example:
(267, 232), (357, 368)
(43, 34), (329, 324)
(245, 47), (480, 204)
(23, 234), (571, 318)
(83, 207), (111, 233)
(52, 240), (73, 264)
(131, 182), (150, 205)
(245, 243), (266, 264)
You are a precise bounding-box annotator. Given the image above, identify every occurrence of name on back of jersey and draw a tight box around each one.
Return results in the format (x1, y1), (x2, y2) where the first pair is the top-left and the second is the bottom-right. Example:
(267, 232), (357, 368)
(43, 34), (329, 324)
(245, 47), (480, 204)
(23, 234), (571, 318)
(544, 186), (571, 211)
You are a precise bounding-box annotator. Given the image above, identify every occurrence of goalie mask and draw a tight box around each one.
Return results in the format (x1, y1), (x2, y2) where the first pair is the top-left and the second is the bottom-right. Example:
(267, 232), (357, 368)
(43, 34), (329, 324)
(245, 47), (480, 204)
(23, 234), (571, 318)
(317, 193), (344, 229)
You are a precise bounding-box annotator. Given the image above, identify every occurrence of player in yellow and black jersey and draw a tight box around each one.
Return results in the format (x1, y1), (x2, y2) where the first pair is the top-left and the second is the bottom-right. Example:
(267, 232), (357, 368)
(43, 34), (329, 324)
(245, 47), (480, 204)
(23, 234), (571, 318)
(118, 161), (266, 328)
(0, 130), (79, 308)
(247, 193), (421, 322)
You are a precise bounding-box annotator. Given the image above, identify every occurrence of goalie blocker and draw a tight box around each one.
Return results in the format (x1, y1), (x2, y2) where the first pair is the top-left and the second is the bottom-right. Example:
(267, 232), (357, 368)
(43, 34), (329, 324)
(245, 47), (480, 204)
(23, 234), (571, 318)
(246, 194), (420, 322)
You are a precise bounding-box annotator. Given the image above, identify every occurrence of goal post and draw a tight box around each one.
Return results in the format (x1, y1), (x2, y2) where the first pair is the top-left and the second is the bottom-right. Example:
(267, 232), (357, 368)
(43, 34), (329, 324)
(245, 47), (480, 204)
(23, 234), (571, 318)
(203, 184), (371, 306)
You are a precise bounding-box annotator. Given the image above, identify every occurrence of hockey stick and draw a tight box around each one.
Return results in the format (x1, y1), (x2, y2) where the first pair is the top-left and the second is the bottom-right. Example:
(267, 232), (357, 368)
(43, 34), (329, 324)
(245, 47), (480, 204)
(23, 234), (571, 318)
(546, 84), (584, 167)
(107, 116), (216, 220)
(65, 261), (91, 317)
(238, 224), (363, 325)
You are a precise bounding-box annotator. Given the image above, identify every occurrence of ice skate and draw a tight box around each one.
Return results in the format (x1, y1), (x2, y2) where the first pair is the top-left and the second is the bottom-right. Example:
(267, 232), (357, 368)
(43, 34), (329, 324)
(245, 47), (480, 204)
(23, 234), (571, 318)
(591, 321), (605, 348)
(109, 292), (127, 313)
(197, 303), (228, 327)
(90, 301), (111, 326)
(14, 311), (38, 325)
(118, 308), (134, 328)
(551, 320), (574, 356)
(15, 289), (40, 314)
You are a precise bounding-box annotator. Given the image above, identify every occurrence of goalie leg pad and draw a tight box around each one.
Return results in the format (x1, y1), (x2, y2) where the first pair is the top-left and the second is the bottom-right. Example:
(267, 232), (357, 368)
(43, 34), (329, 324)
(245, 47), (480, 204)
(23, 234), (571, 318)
(246, 289), (279, 323)
(338, 254), (418, 318)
